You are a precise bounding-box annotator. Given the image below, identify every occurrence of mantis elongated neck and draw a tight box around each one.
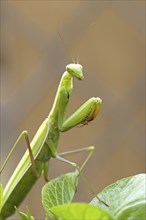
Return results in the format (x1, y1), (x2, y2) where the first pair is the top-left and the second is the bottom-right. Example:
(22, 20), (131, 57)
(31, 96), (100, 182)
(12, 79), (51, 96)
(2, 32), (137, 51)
(49, 71), (72, 120)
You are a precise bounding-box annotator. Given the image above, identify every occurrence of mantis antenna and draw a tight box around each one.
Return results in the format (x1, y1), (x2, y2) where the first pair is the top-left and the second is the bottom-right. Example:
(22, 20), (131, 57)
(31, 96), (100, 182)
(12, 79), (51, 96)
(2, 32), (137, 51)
(57, 22), (75, 63)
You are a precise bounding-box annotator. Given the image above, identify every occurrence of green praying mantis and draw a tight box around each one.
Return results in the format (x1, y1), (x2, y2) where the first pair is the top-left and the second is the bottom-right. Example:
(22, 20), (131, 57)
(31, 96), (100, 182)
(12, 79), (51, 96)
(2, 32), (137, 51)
(0, 63), (102, 219)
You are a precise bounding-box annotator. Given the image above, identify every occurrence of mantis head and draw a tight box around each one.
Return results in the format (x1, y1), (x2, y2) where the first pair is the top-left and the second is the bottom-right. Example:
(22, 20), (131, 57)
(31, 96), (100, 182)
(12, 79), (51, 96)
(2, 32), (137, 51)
(66, 64), (84, 80)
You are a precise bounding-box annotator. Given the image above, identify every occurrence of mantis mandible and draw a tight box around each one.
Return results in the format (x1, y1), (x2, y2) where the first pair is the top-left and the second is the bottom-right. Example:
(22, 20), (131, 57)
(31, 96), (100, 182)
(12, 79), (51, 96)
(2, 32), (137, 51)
(0, 63), (102, 219)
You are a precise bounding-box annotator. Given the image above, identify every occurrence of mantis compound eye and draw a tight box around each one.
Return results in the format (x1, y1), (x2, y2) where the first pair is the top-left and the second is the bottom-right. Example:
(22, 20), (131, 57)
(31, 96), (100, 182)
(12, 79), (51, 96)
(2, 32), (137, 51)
(66, 63), (84, 80)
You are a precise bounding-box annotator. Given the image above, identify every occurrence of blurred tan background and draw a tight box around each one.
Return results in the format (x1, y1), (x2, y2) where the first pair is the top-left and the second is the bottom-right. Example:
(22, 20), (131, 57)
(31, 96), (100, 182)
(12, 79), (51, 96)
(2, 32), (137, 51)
(1, 1), (145, 219)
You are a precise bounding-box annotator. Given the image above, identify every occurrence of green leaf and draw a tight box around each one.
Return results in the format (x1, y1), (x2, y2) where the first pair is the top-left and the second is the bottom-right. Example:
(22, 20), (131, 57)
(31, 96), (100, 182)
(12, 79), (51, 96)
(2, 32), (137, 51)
(42, 171), (78, 215)
(0, 183), (3, 210)
(50, 203), (114, 220)
(15, 206), (34, 220)
(90, 173), (146, 220)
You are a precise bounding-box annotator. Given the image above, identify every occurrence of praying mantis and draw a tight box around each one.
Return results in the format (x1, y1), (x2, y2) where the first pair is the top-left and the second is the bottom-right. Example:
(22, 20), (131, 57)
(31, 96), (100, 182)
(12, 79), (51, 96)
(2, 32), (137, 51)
(0, 63), (102, 219)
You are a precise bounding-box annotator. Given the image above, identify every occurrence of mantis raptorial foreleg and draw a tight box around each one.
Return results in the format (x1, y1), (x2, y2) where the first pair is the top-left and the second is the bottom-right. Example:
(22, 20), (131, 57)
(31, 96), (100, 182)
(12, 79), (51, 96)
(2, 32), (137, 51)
(59, 97), (101, 131)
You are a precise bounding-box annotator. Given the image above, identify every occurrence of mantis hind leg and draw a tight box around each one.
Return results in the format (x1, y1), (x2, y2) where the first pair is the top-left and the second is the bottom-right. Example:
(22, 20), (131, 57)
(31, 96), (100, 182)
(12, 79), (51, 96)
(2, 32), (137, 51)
(56, 146), (95, 194)
(58, 146), (95, 172)
(0, 131), (37, 177)
(55, 146), (109, 207)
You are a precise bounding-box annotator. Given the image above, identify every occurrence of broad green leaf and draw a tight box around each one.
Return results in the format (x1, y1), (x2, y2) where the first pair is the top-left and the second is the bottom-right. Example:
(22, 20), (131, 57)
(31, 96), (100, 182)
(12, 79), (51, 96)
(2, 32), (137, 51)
(0, 183), (3, 210)
(90, 173), (146, 220)
(50, 203), (114, 220)
(42, 171), (78, 215)
(15, 207), (34, 220)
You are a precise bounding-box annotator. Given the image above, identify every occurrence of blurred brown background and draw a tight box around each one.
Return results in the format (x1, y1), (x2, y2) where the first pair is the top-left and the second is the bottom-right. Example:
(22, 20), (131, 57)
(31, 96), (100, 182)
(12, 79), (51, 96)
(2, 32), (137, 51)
(1, 1), (145, 219)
